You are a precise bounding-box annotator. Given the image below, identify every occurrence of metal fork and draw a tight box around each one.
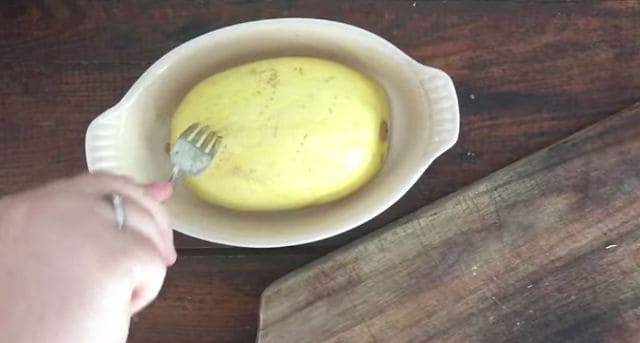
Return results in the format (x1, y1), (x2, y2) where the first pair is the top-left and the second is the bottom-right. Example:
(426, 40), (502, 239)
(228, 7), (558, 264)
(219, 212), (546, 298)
(169, 123), (222, 184)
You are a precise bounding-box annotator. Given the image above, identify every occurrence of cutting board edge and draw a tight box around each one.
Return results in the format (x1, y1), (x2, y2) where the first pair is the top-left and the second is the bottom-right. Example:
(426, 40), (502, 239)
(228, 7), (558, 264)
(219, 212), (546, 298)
(257, 102), (640, 341)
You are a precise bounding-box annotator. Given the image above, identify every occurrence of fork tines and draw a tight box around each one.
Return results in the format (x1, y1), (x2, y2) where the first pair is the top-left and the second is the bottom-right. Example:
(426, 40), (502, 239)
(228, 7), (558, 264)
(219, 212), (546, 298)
(182, 123), (222, 156)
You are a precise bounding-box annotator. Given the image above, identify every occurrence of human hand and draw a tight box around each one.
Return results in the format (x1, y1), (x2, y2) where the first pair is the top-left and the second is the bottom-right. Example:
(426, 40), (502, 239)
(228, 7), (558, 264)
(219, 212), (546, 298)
(0, 173), (176, 343)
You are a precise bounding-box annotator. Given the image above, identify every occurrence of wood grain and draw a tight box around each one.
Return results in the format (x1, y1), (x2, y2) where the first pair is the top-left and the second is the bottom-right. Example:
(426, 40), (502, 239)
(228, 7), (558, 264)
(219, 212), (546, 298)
(259, 103), (640, 342)
(129, 251), (324, 343)
(1, 1), (639, 342)
(1, 1), (638, 249)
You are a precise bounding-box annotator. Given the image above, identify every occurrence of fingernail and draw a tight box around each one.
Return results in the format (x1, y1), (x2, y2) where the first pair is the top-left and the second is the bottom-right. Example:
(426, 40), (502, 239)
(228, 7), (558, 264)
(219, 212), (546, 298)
(146, 182), (173, 202)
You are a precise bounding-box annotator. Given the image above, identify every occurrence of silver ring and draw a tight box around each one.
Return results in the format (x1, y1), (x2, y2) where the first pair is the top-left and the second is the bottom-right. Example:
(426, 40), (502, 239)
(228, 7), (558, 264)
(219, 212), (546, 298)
(107, 193), (126, 230)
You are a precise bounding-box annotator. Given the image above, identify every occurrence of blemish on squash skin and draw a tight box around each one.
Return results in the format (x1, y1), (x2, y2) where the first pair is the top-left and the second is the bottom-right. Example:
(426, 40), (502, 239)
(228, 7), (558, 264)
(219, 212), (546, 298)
(165, 142), (171, 155)
(379, 120), (389, 142)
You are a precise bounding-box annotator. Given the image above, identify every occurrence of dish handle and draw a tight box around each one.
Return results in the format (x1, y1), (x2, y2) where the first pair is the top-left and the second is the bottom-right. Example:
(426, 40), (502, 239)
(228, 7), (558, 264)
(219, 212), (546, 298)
(85, 106), (126, 173)
(413, 63), (460, 157)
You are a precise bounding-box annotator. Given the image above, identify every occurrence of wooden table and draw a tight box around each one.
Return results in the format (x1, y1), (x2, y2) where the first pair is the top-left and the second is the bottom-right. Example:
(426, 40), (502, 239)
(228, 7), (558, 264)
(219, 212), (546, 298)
(1, 1), (638, 342)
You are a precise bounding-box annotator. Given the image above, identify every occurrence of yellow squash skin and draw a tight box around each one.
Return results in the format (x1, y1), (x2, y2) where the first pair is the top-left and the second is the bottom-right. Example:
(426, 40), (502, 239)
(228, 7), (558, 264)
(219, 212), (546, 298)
(171, 57), (389, 211)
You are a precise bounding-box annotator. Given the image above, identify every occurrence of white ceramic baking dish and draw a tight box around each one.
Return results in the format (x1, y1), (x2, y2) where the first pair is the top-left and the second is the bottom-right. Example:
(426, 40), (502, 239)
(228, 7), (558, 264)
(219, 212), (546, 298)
(85, 18), (459, 247)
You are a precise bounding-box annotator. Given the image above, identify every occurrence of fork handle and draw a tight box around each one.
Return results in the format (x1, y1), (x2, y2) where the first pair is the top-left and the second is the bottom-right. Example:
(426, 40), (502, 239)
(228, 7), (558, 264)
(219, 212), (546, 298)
(169, 165), (183, 185)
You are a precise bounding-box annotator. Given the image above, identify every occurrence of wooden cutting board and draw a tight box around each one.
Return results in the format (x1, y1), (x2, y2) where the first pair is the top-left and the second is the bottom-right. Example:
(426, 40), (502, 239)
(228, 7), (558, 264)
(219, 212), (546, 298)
(258, 103), (640, 343)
